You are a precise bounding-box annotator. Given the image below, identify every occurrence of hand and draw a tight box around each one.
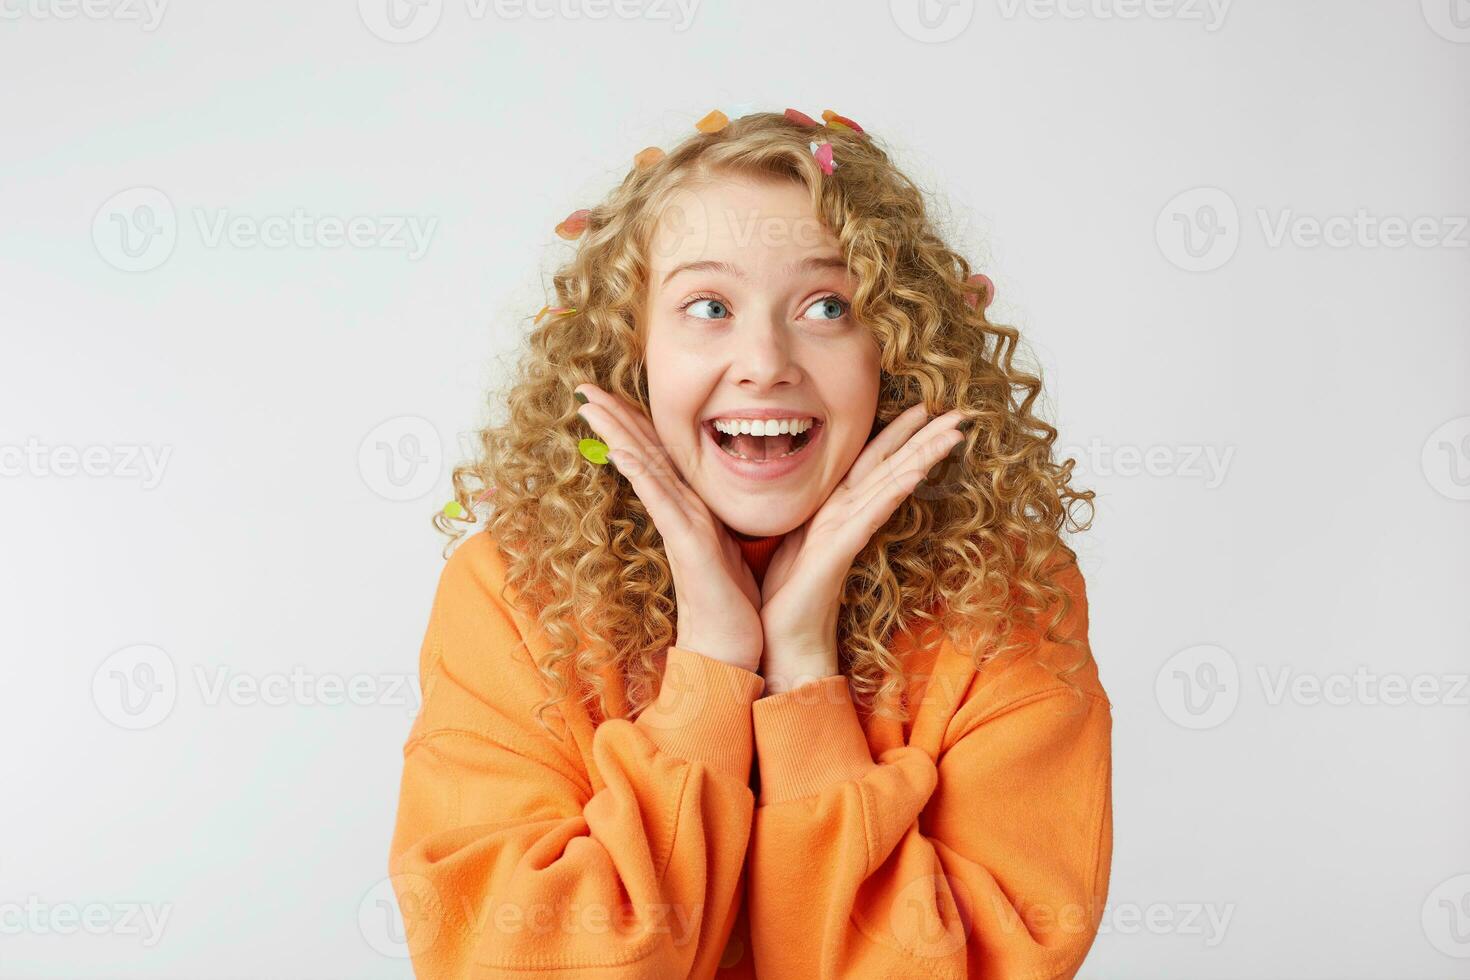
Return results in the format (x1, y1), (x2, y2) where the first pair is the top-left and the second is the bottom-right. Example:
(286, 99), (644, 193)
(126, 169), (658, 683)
(758, 403), (969, 695)
(574, 383), (764, 672)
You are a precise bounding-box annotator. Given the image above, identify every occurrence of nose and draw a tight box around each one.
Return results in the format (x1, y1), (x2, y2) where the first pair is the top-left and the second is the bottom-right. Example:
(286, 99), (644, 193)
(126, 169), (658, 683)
(728, 308), (802, 390)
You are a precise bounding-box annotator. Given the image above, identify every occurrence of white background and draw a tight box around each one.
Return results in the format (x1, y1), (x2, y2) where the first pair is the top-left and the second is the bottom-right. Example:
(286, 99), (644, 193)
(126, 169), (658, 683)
(2, 0), (1468, 977)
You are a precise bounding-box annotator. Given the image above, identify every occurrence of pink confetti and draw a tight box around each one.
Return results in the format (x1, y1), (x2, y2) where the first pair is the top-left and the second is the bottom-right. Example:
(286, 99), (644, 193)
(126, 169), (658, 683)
(810, 141), (836, 175)
(964, 273), (995, 311)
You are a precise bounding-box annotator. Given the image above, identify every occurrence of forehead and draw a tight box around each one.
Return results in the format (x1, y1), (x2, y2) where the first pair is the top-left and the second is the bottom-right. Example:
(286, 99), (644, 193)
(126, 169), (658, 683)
(645, 175), (841, 280)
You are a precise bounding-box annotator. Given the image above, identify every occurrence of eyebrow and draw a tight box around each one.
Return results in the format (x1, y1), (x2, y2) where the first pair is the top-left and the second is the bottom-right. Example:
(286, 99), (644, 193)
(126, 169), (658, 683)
(660, 255), (849, 288)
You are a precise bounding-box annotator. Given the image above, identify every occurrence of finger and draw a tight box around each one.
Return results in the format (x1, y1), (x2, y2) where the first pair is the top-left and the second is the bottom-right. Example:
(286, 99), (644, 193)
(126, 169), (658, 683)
(850, 410), (968, 501)
(853, 428), (966, 521)
(575, 400), (696, 529)
(575, 383), (668, 456)
(575, 384), (689, 491)
(842, 402), (930, 488)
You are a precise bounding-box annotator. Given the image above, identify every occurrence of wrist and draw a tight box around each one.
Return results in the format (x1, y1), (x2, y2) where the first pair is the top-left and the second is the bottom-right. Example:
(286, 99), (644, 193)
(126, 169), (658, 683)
(759, 641), (839, 696)
(675, 632), (762, 673)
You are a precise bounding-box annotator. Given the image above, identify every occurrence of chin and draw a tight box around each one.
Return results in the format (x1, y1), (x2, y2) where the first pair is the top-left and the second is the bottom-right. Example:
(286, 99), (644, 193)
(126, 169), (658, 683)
(719, 512), (806, 539)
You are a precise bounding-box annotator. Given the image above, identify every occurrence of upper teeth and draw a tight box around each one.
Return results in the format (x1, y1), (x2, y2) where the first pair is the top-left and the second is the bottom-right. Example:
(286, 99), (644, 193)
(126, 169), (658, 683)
(712, 417), (815, 436)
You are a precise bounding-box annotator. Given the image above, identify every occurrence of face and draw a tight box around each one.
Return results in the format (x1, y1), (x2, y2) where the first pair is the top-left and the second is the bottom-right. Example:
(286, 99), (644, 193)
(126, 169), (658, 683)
(641, 173), (881, 537)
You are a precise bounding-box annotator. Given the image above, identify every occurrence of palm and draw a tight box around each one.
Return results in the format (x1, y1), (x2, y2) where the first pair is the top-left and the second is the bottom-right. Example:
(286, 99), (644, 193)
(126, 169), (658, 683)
(759, 404), (970, 645)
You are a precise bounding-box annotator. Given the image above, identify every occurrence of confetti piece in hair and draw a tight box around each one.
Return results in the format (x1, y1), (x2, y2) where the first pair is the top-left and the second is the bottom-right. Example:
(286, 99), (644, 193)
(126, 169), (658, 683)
(555, 209), (590, 240)
(633, 146), (664, 169)
(695, 109), (729, 133)
(810, 141), (837, 175)
(534, 305), (577, 324)
(474, 487), (496, 503)
(821, 109), (866, 135)
(443, 500), (465, 518)
(579, 437), (611, 465)
(784, 108), (819, 127)
(964, 273), (995, 311)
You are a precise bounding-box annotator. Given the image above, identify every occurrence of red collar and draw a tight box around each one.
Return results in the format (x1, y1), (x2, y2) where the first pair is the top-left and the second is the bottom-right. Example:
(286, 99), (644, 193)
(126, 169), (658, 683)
(732, 532), (785, 586)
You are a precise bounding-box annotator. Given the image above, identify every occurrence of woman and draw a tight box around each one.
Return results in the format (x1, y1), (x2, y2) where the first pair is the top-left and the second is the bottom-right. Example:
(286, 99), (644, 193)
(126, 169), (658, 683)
(388, 108), (1111, 979)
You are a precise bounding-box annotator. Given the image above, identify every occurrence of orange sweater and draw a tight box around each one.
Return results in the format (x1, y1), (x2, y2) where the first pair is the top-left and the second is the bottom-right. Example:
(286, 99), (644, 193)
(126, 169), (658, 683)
(388, 530), (1112, 979)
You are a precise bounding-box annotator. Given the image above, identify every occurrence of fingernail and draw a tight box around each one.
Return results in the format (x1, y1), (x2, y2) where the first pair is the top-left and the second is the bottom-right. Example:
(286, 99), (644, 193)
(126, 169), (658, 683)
(574, 390), (589, 405)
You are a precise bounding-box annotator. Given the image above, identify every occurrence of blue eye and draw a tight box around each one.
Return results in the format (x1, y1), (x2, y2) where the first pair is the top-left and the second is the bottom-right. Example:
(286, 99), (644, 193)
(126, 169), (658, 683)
(683, 297), (730, 320)
(805, 295), (847, 320)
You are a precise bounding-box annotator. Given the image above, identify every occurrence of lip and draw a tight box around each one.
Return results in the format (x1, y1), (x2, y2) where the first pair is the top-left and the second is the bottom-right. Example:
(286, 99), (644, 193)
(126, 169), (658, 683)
(702, 417), (825, 482)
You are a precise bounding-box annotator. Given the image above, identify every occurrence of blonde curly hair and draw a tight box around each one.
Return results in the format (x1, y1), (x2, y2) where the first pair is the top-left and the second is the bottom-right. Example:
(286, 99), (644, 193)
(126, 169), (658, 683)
(436, 110), (1096, 737)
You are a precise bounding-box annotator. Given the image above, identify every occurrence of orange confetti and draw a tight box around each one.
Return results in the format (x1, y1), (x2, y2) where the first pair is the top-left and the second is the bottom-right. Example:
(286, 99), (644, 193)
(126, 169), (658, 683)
(555, 209), (590, 240)
(784, 108), (819, 127)
(694, 109), (729, 133)
(821, 109), (866, 135)
(633, 146), (664, 169)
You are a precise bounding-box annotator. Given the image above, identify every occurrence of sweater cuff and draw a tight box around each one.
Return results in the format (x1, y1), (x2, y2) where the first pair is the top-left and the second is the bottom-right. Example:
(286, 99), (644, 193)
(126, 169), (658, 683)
(753, 674), (879, 805)
(636, 646), (765, 780)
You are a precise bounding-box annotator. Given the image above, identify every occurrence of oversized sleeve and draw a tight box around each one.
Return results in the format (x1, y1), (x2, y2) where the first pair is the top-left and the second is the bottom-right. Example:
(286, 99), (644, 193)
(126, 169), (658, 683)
(387, 532), (765, 979)
(745, 561), (1112, 979)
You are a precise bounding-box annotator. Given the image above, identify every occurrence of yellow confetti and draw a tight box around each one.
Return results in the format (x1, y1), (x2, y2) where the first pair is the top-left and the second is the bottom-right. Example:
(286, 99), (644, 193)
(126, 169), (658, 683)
(534, 305), (577, 324)
(578, 438), (610, 465)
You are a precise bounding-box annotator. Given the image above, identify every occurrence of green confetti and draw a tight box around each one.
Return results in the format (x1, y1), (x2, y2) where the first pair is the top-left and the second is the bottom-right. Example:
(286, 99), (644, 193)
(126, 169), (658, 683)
(442, 500), (465, 518)
(578, 438), (610, 465)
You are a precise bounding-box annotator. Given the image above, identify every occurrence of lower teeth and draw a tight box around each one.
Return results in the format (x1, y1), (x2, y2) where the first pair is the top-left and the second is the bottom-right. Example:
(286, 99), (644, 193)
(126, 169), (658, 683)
(723, 447), (803, 460)
(716, 430), (812, 461)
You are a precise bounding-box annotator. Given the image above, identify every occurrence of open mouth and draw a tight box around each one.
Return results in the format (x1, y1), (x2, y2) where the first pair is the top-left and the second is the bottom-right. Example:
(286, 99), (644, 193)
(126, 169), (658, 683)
(704, 418), (822, 462)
